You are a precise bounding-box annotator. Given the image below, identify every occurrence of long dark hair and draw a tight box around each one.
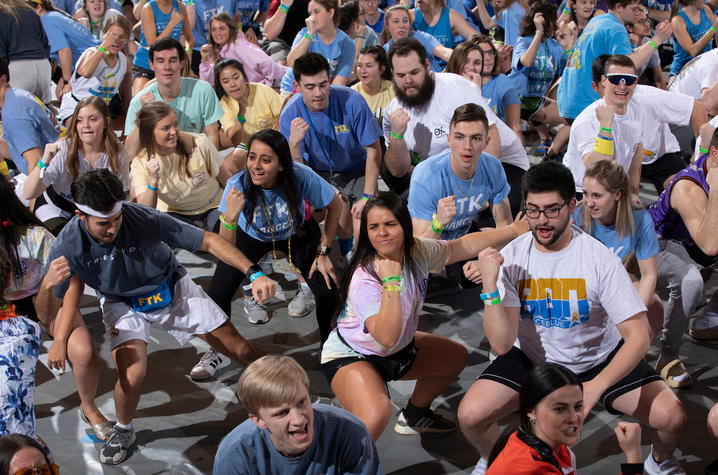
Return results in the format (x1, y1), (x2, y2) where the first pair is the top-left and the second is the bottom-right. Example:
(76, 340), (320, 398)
(488, 363), (583, 468)
(519, 2), (558, 37)
(242, 130), (303, 231)
(0, 434), (52, 475)
(332, 191), (421, 325)
(213, 58), (248, 101)
(0, 178), (44, 283)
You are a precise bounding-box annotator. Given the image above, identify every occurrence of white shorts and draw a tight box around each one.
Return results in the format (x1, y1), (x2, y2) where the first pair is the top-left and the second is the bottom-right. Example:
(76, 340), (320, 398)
(99, 274), (228, 349)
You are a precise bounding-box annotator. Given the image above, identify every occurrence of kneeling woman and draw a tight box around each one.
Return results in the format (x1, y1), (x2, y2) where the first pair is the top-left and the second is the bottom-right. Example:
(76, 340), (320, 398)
(321, 192), (527, 439)
(207, 129), (342, 337)
(132, 102), (230, 230)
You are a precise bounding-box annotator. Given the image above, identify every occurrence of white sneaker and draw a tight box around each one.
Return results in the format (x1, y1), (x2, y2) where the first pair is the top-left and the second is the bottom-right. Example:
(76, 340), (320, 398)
(471, 458), (488, 475)
(644, 446), (686, 475)
(244, 297), (269, 324)
(190, 349), (230, 381)
(288, 286), (315, 317)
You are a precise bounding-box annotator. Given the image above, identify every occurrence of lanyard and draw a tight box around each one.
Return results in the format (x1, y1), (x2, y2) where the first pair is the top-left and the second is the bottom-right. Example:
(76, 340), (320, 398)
(302, 101), (335, 174)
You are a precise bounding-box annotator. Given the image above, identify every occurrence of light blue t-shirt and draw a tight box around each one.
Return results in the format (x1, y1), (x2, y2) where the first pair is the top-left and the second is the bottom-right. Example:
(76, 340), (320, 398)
(185, 0), (237, 50)
(493, 1), (525, 47)
(220, 162), (335, 242)
(414, 6), (452, 48)
(41, 11), (98, 67)
(279, 86), (382, 173)
(280, 28), (355, 92)
(481, 74), (520, 123)
(1, 88), (59, 175)
(408, 150), (510, 239)
(383, 30), (443, 72)
(671, 7), (713, 75)
(557, 12), (632, 119)
(572, 207), (659, 262)
(236, 0), (270, 28)
(124, 77), (224, 135)
(512, 36), (567, 98)
(212, 404), (382, 475)
(53, 0), (77, 15)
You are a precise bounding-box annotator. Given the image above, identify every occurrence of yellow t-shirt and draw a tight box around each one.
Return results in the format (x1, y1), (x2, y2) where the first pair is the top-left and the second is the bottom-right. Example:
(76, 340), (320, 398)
(219, 83), (283, 145)
(131, 132), (223, 214)
(351, 80), (395, 122)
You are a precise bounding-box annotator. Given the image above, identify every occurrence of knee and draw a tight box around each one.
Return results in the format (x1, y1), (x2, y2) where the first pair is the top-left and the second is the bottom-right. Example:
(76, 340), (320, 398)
(67, 337), (97, 367)
(708, 403), (718, 439)
(117, 364), (147, 393)
(458, 393), (489, 434)
(655, 398), (687, 434)
(681, 267), (704, 297)
(357, 398), (392, 439)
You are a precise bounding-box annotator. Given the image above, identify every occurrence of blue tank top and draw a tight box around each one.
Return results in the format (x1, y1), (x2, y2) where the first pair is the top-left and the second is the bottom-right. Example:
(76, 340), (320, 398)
(413, 6), (453, 49)
(133, 0), (184, 70)
(648, 153), (717, 265)
(671, 7), (713, 75)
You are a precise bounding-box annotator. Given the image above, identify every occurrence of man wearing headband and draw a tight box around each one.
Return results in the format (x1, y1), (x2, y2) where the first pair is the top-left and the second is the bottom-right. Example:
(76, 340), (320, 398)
(41, 169), (272, 465)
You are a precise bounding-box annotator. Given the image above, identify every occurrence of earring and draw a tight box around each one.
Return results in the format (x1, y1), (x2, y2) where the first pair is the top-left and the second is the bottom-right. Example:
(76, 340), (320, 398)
(529, 418), (536, 424)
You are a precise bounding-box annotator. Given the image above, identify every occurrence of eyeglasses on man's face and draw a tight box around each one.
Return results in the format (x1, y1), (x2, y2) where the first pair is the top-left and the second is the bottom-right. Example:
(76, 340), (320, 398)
(522, 200), (569, 219)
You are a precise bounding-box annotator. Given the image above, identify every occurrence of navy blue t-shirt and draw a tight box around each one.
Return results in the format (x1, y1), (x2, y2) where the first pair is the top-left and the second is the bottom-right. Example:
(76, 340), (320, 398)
(0, 8), (50, 61)
(48, 203), (205, 299)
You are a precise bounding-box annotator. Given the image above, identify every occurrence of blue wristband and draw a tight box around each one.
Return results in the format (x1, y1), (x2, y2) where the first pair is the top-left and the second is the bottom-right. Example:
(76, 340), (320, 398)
(249, 271), (265, 282)
(147, 183), (158, 191)
(480, 289), (500, 301)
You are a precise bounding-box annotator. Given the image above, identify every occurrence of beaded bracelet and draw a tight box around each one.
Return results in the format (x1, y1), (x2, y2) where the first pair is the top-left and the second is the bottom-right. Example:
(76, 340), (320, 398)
(278, 3), (289, 13)
(219, 215), (238, 230)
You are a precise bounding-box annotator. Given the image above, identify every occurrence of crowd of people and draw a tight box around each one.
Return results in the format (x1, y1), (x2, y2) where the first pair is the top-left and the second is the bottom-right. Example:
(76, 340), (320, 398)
(2, 0), (718, 472)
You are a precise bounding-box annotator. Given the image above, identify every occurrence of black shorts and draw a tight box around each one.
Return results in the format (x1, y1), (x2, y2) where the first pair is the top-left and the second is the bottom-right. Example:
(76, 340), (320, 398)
(132, 64), (154, 80)
(478, 342), (662, 414)
(321, 337), (418, 384)
(11, 295), (39, 323)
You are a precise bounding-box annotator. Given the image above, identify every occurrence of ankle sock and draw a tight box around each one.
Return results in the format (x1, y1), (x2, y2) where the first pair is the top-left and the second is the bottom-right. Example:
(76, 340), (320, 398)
(115, 421), (133, 431)
(338, 237), (353, 257)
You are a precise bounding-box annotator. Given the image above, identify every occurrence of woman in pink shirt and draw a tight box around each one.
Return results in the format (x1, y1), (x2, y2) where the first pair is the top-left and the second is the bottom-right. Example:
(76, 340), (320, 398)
(199, 12), (287, 88)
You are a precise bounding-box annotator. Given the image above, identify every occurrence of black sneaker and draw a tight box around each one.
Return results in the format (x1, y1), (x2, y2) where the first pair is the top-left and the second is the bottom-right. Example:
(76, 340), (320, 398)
(393, 408), (457, 435)
(99, 426), (136, 465)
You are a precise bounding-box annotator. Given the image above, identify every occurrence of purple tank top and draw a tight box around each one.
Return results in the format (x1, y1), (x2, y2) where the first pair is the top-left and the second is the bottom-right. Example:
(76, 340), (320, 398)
(649, 154), (708, 243)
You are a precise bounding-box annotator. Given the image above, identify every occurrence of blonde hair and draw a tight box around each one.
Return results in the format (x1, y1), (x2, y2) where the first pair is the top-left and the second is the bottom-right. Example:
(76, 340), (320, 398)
(237, 355), (310, 416)
(380, 5), (412, 44)
(581, 160), (635, 238)
(0, 0), (32, 22)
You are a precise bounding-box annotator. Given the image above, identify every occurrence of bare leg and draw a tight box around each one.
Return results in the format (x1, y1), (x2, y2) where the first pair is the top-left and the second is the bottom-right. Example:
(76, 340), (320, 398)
(400, 331), (467, 407)
(610, 380), (686, 462)
(330, 361), (392, 440)
(708, 402), (718, 438)
(458, 379), (520, 459)
(198, 320), (264, 367)
(111, 339), (148, 425)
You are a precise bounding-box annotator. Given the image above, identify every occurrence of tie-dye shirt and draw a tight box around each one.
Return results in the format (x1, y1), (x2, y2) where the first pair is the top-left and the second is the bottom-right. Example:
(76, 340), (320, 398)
(321, 238), (450, 360)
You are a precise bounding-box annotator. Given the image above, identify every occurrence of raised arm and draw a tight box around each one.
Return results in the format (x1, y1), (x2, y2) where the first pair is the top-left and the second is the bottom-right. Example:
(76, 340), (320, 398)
(477, 247), (521, 354)
(446, 214), (528, 264)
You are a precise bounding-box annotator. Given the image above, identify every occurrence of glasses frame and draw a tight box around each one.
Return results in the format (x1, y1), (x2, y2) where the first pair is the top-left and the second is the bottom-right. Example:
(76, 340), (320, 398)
(605, 73), (638, 86)
(522, 200), (570, 219)
(13, 463), (60, 475)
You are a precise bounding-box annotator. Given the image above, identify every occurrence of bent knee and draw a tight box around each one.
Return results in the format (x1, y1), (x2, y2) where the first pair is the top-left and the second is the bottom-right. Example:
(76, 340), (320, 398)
(356, 399), (392, 437)
(708, 404), (718, 438)
(458, 395), (491, 432)
(655, 399), (687, 433)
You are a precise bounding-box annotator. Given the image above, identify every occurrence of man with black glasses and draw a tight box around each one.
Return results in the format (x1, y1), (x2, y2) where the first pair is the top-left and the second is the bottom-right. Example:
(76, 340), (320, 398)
(457, 161), (687, 475)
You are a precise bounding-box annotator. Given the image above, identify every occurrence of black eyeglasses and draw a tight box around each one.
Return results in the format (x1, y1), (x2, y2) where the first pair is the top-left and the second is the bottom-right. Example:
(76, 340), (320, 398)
(605, 73), (637, 86)
(522, 200), (569, 219)
(636, 18), (650, 25)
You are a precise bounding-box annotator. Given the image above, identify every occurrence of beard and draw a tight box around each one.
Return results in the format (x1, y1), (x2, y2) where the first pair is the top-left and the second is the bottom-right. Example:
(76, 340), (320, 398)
(530, 216), (570, 248)
(393, 71), (435, 109)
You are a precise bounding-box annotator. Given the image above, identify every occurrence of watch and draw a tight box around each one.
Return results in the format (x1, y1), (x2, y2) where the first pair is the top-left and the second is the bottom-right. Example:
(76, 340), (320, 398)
(248, 264), (263, 276)
(317, 245), (332, 256)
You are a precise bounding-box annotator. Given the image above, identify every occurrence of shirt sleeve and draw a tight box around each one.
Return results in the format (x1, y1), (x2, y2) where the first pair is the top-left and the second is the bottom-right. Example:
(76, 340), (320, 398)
(635, 210), (659, 260)
(6, 118), (48, 157)
(124, 96), (142, 135)
(334, 37), (356, 78)
(200, 84), (225, 127)
(43, 17), (69, 54)
(418, 238), (452, 272)
(117, 145), (132, 192)
(500, 79), (521, 107)
(512, 36), (531, 71)
(598, 250), (647, 325)
(295, 164), (336, 209)
(157, 209), (206, 252)
(130, 155), (149, 197)
(487, 158), (511, 204)
(640, 89), (694, 127)
(496, 248), (521, 307)
(407, 164), (437, 221)
(347, 92), (382, 147)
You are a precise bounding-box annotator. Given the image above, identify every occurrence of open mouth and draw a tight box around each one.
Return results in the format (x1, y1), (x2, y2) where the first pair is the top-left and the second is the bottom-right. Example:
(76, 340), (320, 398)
(536, 226), (553, 239)
(289, 424), (309, 442)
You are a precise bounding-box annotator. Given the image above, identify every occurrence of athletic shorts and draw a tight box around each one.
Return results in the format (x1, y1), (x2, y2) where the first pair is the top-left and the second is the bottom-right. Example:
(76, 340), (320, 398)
(321, 332), (418, 384)
(131, 64), (154, 80)
(99, 274), (228, 349)
(316, 170), (365, 207)
(478, 342), (662, 414)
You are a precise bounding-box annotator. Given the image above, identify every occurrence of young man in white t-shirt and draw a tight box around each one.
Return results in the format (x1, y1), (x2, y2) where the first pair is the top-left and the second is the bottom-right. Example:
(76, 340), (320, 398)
(669, 48), (718, 115)
(457, 162), (687, 475)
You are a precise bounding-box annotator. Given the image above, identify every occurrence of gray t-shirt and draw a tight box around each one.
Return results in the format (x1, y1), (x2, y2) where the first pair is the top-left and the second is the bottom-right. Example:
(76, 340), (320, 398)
(48, 203), (204, 299)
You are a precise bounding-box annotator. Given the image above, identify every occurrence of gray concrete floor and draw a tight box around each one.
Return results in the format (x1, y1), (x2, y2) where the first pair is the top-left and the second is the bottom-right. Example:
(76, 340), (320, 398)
(33, 164), (718, 474)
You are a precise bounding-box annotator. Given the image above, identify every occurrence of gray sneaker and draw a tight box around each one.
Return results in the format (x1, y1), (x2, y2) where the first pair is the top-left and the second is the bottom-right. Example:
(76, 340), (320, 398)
(190, 349), (230, 380)
(288, 286), (315, 317)
(99, 426), (136, 465)
(244, 297), (269, 324)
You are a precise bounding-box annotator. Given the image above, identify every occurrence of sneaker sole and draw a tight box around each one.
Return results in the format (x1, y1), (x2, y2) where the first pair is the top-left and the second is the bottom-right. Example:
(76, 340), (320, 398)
(99, 433), (136, 465)
(190, 357), (231, 381)
(689, 326), (718, 340)
(393, 422), (456, 435)
(288, 302), (315, 318)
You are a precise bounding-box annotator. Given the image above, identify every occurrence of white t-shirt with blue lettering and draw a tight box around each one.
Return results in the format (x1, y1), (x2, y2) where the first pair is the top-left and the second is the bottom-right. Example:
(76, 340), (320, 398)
(408, 150), (510, 239)
(572, 208), (659, 262)
(497, 225), (646, 374)
(220, 162), (336, 242)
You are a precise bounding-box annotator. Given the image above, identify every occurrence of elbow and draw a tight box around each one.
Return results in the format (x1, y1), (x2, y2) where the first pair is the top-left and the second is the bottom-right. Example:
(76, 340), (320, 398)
(375, 332), (401, 348)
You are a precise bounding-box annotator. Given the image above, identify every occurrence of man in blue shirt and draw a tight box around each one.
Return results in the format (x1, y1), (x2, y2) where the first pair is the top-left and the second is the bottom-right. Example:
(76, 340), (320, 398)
(213, 355), (381, 475)
(43, 169), (273, 465)
(0, 58), (58, 176)
(280, 52), (382, 251)
(557, 0), (672, 121)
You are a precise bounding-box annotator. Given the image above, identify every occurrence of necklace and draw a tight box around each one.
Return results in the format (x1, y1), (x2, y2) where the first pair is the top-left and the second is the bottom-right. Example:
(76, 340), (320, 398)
(452, 169), (476, 197)
(257, 192), (302, 275)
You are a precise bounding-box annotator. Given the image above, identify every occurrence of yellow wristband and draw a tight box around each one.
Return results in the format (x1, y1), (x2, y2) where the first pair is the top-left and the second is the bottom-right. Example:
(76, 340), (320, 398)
(593, 137), (614, 155)
(0, 161), (8, 177)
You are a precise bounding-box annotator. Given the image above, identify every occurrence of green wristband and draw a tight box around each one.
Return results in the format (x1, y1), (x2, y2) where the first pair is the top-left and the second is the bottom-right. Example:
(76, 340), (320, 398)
(599, 126), (612, 133)
(391, 131), (404, 140)
(381, 275), (401, 283)
(699, 146), (710, 154)
(562, 6), (570, 14)
(303, 33), (312, 40)
(711, 26), (717, 33)
(649, 39), (658, 50)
